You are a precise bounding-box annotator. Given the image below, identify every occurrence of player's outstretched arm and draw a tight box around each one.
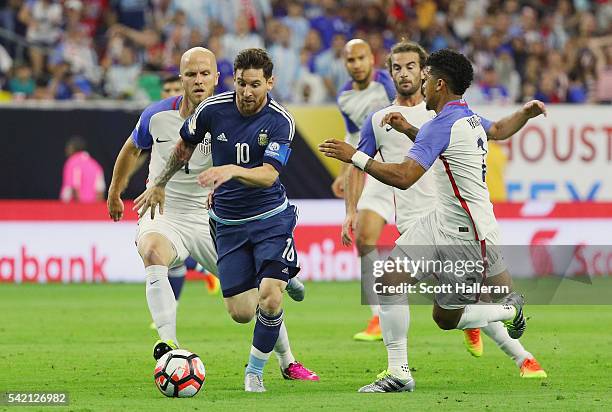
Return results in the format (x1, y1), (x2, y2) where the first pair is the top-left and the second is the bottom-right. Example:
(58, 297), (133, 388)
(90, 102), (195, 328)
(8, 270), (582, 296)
(487, 100), (547, 141)
(198, 164), (279, 190)
(133, 139), (196, 219)
(108, 137), (142, 221)
(319, 139), (426, 190)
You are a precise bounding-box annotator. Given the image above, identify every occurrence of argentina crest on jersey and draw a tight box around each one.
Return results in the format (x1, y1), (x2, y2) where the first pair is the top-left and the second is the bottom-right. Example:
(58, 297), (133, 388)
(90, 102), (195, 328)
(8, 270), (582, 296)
(258, 129), (269, 146)
(198, 133), (212, 156)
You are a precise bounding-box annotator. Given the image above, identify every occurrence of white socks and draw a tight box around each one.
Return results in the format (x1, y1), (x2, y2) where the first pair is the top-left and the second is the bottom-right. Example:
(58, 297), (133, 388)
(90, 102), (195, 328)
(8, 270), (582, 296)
(273, 321), (296, 369)
(145, 265), (178, 345)
(482, 321), (532, 367)
(378, 293), (411, 380)
(456, 304), (516, 330)
(362, 249), (381, 317)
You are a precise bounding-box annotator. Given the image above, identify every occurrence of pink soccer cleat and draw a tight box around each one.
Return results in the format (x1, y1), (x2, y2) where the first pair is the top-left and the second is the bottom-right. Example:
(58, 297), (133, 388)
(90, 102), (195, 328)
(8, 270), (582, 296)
(281, 362), (320, 381)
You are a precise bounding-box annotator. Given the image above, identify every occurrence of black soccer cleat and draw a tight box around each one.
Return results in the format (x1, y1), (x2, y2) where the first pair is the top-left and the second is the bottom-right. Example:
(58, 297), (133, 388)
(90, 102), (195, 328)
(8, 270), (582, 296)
(153, 339), (178, 361)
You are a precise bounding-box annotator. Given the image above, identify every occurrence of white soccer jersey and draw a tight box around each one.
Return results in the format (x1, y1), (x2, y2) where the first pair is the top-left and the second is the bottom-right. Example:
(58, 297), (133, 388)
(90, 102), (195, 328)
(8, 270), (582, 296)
(337, 69), (396, 147)
(406, 100), (498, 240)
(132, 96), (212, 212)
(358, 102), (438, 230)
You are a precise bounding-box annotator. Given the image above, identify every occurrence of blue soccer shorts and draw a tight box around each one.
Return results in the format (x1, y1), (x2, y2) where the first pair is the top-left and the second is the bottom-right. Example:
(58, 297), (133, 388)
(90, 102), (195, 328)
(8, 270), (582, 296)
(211, 205), (300, 298)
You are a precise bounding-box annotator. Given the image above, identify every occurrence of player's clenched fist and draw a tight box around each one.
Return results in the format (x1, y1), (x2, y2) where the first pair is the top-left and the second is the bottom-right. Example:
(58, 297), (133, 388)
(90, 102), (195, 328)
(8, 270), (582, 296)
(380, 112), (414, 135)
(318, 139), (356, 163)
(107, 194), (124, 221)
(133, 185), (165, 219)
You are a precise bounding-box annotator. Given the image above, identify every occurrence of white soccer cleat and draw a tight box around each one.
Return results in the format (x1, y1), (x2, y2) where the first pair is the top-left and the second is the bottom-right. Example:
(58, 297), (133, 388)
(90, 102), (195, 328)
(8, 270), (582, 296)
(358, 370), (415, 393)
(244, 372), (266, 392)
(286, 277), (305, 302)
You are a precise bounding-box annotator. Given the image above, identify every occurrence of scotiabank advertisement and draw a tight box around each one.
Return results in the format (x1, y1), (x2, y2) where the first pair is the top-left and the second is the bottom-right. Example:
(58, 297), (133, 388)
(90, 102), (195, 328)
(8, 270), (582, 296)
(1, 200), (611, 283)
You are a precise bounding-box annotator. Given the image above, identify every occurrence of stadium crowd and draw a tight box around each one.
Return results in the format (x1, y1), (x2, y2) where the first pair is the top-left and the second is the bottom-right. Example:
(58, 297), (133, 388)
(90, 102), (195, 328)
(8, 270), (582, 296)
(0, 0), (610, 104)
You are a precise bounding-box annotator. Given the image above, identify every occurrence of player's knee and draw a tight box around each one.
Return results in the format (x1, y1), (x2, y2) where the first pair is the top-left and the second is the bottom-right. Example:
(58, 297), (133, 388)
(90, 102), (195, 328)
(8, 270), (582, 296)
(355, 231), (377, 256)
(258, 292), (282, 315)
(141, 246), (165, 266)
(228, 307), (255, 323)
(432, 312), (458, 330)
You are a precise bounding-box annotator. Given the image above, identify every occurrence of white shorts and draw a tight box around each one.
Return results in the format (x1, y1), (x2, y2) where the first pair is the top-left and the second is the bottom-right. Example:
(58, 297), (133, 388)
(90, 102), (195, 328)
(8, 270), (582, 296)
(136, 211), (217, 274)
(389, 212), (506, 309)
(357, 175), (395, 222)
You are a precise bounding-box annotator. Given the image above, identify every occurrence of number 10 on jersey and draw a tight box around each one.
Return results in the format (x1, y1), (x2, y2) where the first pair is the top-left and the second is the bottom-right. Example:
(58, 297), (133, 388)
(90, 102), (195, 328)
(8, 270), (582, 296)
(235, 143), (250, 164)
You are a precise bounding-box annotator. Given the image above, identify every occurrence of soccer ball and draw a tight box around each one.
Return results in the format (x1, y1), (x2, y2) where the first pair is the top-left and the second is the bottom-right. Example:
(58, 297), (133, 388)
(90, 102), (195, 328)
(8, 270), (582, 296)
(154, 349), (206, 397)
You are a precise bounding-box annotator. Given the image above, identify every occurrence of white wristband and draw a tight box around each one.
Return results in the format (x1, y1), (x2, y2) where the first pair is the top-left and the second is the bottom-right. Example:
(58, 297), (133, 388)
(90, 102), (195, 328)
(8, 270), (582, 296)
(351, 151), (372, 171)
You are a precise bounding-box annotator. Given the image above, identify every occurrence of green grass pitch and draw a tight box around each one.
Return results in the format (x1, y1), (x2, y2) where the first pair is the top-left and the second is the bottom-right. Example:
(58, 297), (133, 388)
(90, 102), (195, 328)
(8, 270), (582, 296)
(2, 281), (612, 411)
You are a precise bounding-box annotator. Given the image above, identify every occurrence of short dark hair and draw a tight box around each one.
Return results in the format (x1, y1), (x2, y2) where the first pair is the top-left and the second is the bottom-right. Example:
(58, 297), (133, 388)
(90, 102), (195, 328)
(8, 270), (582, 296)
(386, 40), (428, 72)
(162, 74), (180, 84)
(234, 48), (273, 79)
(425, 49), (474, 95)
(66, 135), (86, 152)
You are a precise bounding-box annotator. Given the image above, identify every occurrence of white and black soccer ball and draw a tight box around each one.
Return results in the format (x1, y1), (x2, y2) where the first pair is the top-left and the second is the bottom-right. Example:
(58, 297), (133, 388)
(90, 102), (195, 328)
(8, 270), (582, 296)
(153, 349), (206, 397)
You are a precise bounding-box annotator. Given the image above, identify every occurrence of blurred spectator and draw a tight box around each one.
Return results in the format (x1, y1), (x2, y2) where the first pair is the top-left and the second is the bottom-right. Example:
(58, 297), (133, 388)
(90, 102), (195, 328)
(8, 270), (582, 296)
(104, 45), (141, 99)
(534, 72), (563, 103)
(590, 36), (612, 103)
(207, 35), (234, 93)
(0, 0), (609, 104)
(48, 61), (91, 100)
(32, 77), (52, 100)
(281, 1), (309, 50)
(160, 74), (181, 98)
(478, 66), (511, 104)
(110, 0), (148, 31)
(292, 48), (326, 104)
(18, 0), (63, 76)
(212, 0), (271, 34)
(8, 63), (34, 98)
(60, 135), (105, 203)
(221, 17), (264, 62)
(169, 0), (215, 38)
(49, 26), (100, 85)
(309, 0), (352, 49)
(314, 33), (350, 100)
(0, 43), (13, 79)
(269, 23), (299, 102)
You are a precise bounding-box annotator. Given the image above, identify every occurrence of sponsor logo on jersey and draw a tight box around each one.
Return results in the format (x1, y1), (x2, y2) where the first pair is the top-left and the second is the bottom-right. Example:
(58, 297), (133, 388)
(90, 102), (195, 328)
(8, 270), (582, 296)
(268, 142), (280, 152)
(216, 133), (228, 141)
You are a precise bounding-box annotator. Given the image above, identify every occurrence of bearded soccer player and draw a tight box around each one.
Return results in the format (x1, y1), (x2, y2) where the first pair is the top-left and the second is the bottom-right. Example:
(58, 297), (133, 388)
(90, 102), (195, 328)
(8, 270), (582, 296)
(135, 48), (318, 392)
(109, 49), (311, 384)
(348, 41), (548, 390)
(320, 49), (548, 392)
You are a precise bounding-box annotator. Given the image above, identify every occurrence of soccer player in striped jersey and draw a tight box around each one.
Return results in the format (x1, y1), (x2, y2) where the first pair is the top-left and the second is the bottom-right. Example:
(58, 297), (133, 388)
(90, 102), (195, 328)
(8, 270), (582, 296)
(320, 48), (548, 392)
(136, 48), (318, 392)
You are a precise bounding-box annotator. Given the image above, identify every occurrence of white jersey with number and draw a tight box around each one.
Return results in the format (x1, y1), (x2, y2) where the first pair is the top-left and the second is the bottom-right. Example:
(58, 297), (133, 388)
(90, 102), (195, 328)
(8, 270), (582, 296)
(357, 102), (438, 232)
(131, 95), (212, 213)
(406, 100), (498, 240)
